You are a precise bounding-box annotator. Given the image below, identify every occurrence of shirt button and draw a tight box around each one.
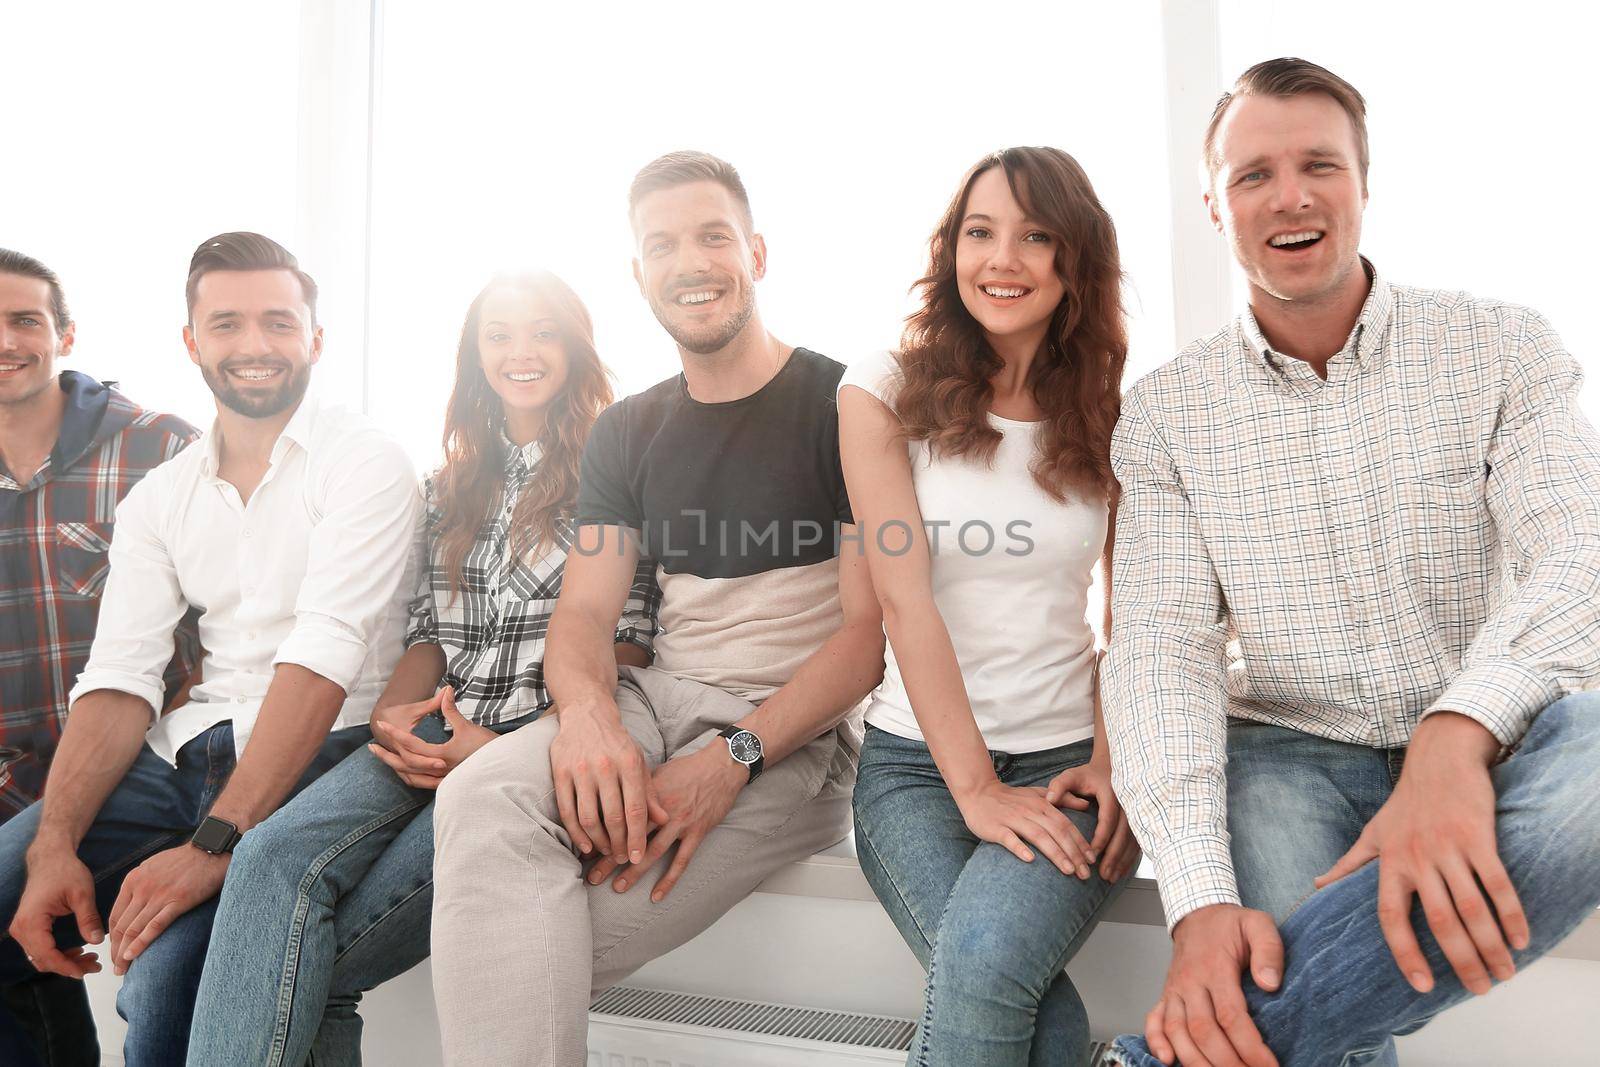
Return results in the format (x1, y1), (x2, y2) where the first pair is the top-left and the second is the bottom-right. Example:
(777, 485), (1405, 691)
(235, 697), (246, 704)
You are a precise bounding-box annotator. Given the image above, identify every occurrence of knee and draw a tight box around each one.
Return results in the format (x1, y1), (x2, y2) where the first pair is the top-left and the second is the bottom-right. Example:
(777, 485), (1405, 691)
(434, 751), (494, 832)
(1531, 692), (1600, 745)
(932, 909), (1047, 1006)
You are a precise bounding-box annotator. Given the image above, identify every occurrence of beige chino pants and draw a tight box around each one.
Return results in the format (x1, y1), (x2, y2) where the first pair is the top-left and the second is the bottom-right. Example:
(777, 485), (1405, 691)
(430, 665), (857, 1067)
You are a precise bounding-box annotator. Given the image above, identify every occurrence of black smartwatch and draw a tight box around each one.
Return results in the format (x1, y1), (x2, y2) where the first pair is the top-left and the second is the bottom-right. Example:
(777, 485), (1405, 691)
(718, 725), (764, 783)
(190, 815), (242, 855)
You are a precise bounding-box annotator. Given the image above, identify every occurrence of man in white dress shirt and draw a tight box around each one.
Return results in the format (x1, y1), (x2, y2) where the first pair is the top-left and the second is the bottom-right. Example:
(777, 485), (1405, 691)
(0, 232), (420, 1066)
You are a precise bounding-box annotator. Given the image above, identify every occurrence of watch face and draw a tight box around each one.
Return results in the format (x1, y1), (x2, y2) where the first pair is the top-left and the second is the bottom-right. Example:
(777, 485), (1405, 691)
(726, 730), (762, 764)
(192, 817), (237, 853)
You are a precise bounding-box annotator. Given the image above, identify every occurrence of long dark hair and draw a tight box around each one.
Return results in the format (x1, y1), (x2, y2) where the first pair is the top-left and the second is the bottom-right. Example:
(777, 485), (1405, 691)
(894, 146), (1127, 501)
(433, 271), (613, 594)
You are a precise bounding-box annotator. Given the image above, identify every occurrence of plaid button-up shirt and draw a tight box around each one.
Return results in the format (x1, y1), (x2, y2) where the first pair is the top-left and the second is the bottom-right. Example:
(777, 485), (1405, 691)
(0, 372), (198, 817)
(406, 437), (661, 726)
(1104, 266), (1600, 928)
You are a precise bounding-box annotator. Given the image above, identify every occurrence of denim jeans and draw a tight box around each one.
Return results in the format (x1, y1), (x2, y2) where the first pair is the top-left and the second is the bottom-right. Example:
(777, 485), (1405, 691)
(186, 709), (537, 1067)
(1108, 693), (1600, 1067)
(853, 724), (1129, 1067)
(0, 721), (367, 1067)
(0, 796), (99, 1067)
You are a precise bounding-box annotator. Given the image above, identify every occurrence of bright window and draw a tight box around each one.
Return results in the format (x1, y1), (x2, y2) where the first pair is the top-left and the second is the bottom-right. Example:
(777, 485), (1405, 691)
(5, 1), (303, 428)
(365, 0), (1175, 472)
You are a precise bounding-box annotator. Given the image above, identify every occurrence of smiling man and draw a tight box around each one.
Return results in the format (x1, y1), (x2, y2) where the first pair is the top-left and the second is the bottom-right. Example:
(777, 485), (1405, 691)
(0, 233), (420, 1066)
(1103, 59), (1600, 1067)
(0, 251), (199, 1067)
(428, 151), (885, 1066)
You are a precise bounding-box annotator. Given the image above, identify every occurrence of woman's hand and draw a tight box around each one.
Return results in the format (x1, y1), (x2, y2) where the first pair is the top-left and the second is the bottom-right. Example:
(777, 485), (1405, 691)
(1046, 758), (1140, 883)
(370, 688), (446, 752)
(955, 778), (1096, 879)
(368, 687), (497, 789)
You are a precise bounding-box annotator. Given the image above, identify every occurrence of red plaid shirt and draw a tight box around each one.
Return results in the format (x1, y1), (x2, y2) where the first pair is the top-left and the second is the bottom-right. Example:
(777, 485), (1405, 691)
(0, 372), (199, 817)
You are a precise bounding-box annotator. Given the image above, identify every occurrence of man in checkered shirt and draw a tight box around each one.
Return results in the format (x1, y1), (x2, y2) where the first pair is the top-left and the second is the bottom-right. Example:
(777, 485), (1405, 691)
(0, 250), (198, 1066)
(1105, 59), (1600, 1067)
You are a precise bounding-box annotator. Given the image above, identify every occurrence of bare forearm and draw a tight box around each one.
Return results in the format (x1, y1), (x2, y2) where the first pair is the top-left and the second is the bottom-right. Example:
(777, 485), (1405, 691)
(33, 691), (152, 849)
(882, 609), (994, 796)
(374, 642), (447, 712)
(738, 619), (886, 765)
(547, 605), (625, 722)
(207, 663), (346, 831)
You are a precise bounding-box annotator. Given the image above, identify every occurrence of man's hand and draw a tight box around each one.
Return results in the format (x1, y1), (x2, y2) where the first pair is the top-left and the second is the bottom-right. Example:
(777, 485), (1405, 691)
(106, 844), (229, 975)
(584, 742), (745, 902)
(550, 702), (652, 864)
(1045, 756), (1141, 883)
(369, 687), (497, 789)
(1315, 711), (1525, 996)
(1146, 903), (1282, 1067)
(9, 837), (105, 979)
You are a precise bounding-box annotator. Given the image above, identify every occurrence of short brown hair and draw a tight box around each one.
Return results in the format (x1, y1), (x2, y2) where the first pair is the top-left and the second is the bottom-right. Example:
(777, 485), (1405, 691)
(0, 248), (72, 332)
(1203, 57), (1369, 189)
(185, 231), (318, 323)
(628, 151), (753, 233)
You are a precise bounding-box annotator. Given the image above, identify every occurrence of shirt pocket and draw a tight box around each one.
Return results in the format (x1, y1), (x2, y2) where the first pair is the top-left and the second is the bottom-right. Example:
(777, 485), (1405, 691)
(55, 521), (114, 598)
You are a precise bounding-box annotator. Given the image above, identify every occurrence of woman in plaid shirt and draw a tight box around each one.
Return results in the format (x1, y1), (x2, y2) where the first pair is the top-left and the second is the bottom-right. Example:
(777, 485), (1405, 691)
(186, 271), (659, 1066)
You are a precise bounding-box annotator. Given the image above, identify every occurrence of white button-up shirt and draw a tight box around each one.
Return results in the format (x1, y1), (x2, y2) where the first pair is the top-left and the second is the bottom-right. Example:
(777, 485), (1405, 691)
(1104, 266), (1600, 928)
(69, 395), (421, 764)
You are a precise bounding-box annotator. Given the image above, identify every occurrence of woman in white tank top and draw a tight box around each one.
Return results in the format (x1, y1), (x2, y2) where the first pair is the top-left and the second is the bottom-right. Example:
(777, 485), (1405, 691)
(840, 147), (1138, 1066)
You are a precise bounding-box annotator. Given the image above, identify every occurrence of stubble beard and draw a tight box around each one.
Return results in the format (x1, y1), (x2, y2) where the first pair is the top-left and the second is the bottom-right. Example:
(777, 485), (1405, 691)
(649, 286), (757, 356)
(200, 361), (312, 418)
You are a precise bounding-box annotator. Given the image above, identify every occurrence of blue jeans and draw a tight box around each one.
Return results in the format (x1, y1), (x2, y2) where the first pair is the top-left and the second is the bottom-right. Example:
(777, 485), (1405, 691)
(186, 710), (537, 1066)
(1109, 693), (1600, 1067)
(0, 722), (367, 1067)
(853, 724), (1129, 1067)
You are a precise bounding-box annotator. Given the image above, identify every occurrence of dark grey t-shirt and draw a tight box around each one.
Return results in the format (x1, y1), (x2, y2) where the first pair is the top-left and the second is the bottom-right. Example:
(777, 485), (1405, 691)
(577, 348), (852, 699)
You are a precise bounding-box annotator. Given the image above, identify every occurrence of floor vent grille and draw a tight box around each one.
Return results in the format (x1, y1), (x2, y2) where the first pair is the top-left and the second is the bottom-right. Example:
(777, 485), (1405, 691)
(591, 987), (1113, 1065)
(591, 985), (916, 1050)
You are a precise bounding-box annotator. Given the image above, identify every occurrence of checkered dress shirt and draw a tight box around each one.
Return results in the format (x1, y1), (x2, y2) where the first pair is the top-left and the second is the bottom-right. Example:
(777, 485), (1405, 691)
(405, 438), (661, 726)
(0, 374), (198, 816)
(1104, 266), (1600, 928)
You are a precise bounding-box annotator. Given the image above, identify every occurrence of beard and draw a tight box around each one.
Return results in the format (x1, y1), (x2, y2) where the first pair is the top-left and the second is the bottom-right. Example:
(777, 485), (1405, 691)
(200, 359), (312, 418)
(647, 284), (756, 356)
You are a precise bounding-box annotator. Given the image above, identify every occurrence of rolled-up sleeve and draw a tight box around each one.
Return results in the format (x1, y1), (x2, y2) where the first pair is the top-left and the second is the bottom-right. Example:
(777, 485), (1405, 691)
(69, 472), (188, 718)
(403, 481), (441, 649)
(273, 433), (422, 692)
(1105, 387), (1238, 930)
(1431, 309), (1600, 744)
(613, 555), (661, 656)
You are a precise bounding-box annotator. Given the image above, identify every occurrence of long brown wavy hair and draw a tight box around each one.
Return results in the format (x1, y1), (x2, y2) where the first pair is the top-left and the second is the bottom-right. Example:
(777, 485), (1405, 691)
(433, 271), (613, 595)
(894, 146), (1127, 501)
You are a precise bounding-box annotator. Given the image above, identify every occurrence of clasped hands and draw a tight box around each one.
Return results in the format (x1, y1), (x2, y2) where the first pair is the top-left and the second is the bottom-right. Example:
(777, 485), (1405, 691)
(550, 704), (746, 903)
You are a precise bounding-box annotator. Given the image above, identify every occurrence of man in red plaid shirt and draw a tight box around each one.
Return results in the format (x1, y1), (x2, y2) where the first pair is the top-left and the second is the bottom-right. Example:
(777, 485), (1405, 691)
(0, 248), (198, 1066)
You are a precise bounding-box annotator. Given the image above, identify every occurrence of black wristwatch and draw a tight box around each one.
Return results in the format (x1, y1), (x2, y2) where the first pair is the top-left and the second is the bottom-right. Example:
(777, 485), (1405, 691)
(190, 815), (242, 855)
(718, 725), (764, 783)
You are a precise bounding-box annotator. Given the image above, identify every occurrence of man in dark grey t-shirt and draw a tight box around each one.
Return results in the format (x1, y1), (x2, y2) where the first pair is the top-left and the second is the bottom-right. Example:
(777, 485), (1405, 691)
(429, 151), (886, 1067)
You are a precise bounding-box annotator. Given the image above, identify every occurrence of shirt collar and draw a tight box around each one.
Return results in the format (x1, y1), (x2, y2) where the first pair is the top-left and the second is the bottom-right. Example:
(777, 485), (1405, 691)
(502, 431), (543, 476)
(1239, 258), (1393, 376)
(199, 393), (321, 477)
